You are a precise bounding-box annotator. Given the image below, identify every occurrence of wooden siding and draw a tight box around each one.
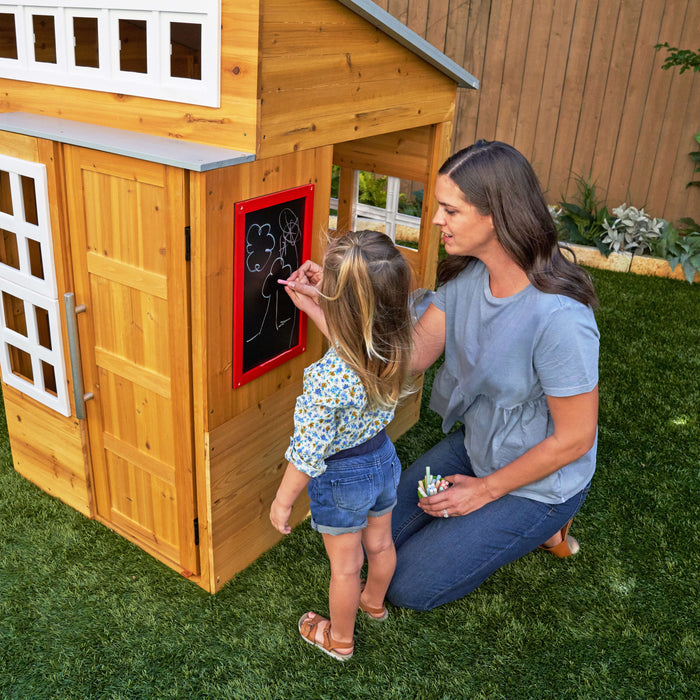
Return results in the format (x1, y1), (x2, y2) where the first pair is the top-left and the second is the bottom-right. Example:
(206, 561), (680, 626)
(257, 0), (458, 158)
(374, 0), (699, 223)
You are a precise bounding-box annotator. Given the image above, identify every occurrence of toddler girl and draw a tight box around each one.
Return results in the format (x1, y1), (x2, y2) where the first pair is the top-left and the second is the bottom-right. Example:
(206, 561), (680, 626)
(270, 230), (413, 661)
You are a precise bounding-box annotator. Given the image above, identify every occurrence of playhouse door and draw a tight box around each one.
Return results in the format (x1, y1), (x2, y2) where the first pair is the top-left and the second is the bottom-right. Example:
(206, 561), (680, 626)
(63, 146), (198, 576)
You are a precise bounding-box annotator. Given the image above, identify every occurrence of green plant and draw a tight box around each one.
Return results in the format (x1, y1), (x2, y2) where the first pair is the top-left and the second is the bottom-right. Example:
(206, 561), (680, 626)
(655, 43), (700, 189)
(399, 188), (423, 217)
(358, 171), (388, 208)
(648, 218), (700, 283)
(688, 133), (700, 189)
(556, 175), (613, 254)
(654, 42), (700, 74)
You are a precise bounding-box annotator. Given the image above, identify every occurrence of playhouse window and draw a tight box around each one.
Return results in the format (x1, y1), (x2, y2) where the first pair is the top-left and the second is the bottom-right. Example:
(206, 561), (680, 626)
(0, 3), (220, 107)
(0, 12), (18, 59)
(0, 153), (69, 416)
(329, 168), (423, 247)
(119, 18), (147, 74)
(33, 15), (57, 64)
(170, 21), (201, 81)
(73, 16), (99, 69)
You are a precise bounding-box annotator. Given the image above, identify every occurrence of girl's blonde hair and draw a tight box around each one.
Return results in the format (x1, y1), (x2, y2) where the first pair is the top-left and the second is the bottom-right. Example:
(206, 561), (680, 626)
(320, 230), (413, 410)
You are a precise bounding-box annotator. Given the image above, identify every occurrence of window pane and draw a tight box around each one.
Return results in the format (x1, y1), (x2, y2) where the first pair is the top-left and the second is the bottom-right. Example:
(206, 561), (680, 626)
(28, 239), (45, 280)
(21, 175), (38, 225)
(119, 19), (147, 74)
(33, 15), (57, 64)
(0, 170), (12, 215)
(35, 306), (52, 350)
(9, 346), (33, 383)
(74, 16), (99, 68)
(0, 229), (20, 270)
(42, 360), (57, 395)
(170, 22), (201, 80)
(3, 291), (27, 336)
(0, 13), (18, 59)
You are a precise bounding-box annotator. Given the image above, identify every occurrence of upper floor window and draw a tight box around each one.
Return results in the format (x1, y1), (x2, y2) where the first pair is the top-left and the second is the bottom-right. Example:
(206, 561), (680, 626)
(0, 2), (221, 107)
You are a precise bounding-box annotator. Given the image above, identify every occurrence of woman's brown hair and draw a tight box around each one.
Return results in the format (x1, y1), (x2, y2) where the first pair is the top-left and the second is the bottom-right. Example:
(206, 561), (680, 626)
(437, 140), (598, 308)
(320, 230), (414, 409)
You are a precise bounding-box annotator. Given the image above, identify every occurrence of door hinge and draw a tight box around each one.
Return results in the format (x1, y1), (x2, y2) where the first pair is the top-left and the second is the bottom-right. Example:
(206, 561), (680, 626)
(185, 225), (191, 262)
(193, 517), (199, 545)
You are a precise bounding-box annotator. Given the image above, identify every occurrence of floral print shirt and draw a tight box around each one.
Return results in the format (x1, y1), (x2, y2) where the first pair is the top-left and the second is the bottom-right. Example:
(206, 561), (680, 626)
(285, 347), (395, 477)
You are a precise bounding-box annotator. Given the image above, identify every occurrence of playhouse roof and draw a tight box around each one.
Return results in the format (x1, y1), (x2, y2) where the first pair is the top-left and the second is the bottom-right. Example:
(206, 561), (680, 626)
(337, 0), (479, 89)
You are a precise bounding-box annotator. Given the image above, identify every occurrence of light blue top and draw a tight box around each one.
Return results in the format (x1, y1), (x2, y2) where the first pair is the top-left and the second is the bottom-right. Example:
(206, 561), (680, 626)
(286, 347), (395, 477)
(430, 260), (599, 503)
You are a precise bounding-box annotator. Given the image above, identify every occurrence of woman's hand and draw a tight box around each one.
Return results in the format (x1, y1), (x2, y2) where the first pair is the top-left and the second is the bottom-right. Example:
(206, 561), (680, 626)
(417, 474), (496, 518)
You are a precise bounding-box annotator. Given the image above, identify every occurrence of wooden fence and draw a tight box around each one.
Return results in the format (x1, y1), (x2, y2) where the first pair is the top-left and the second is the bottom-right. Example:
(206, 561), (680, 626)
(374, 0), (699, 224)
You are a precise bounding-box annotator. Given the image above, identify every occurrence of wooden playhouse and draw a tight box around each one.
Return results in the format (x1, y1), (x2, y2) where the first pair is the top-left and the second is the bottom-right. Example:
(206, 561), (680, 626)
(0, 0), (477, 592)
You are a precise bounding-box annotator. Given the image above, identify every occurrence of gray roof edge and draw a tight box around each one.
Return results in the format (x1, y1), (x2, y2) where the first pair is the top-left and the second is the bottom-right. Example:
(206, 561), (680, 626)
(0, 112), (255, 172)
(335, 0), (479, 89)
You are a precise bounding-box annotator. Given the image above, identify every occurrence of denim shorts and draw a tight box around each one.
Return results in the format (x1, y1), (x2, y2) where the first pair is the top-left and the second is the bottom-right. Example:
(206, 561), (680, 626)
(308, 433), (401, 536)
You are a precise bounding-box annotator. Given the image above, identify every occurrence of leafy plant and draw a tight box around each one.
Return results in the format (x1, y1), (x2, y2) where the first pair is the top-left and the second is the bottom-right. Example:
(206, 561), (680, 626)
(654, 42), (700, 74)
(648, 218), (700, 283)
(601, 204), (664, 255)
(688, 133), (700, 189)
(556, 175), (613, 254)
(655, 44), (700, 188)
(358, 171), (388, 208)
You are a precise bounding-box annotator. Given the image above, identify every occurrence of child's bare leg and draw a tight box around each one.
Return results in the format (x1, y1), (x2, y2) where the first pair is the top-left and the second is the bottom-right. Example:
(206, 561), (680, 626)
(320, 531), (364, 645)
(360, 511), (396, 611)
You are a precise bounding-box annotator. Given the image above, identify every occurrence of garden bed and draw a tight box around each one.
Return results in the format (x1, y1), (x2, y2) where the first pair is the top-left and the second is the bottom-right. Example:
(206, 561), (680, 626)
(563, 243), (699, 283)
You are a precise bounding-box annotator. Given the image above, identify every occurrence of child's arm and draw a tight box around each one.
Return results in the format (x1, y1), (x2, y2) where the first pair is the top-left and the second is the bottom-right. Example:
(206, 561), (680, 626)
(270, 462), (311, 535)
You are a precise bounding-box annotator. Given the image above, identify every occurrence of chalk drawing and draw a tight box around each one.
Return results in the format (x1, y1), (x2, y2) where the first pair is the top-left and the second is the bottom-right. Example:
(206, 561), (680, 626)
(245, 207), (301, 345)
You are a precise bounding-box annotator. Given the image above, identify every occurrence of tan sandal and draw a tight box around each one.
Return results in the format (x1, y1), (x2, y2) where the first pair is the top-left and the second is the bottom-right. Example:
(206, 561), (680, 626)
(539, 519), (580, 558)
(298, 612), (354, 661)
(359, 580), (389, 621)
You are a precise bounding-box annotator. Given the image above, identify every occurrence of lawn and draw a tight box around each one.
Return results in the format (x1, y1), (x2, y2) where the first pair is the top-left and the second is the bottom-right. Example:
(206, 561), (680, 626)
(1, 267), (698, 699)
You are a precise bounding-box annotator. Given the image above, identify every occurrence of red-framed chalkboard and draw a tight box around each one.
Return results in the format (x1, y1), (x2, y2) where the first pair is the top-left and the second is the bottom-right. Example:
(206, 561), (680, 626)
(232, 184), (314, 388)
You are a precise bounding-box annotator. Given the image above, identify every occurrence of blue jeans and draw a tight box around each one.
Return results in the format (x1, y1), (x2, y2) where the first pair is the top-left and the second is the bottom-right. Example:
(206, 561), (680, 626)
(309, 434), (401, 536)
(388, 429), (590, 610)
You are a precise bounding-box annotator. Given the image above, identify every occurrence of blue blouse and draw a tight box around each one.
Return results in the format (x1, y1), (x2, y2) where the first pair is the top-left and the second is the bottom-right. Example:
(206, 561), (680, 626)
(286, 347), (395, 477)
(430, 260), (600, 504)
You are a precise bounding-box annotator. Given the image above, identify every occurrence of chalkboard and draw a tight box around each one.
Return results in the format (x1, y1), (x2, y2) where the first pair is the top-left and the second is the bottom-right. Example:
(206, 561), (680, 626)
(232, 184), (314, 388)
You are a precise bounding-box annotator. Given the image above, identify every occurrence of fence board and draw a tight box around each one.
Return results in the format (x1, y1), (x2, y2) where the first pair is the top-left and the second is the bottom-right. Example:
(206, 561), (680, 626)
(646, 0), (699, 216)
(605, 0), (666, 206)
(454, 0), (490, 148)
(627, 0), (688, 207)
(384, 0), (698, 222)
(406, 0), (429, 35)
(493, 0), (531, 146)
(590, 0), (645, 197)
(511, 1), (554, 158)
(425, 0), (450, 52)
(531, 0), (577, 188)
(547, 0), (599, 201)
(474, 0), (512, 142)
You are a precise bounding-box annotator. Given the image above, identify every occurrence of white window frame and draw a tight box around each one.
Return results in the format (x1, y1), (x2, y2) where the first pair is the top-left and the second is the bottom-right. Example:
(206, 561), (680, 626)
(0, 1), (220, 107)
(329, 171), (422, 242)
(0, 153), (69, 415)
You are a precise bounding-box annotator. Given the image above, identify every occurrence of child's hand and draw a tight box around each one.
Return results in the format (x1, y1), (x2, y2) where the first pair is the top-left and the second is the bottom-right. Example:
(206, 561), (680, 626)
(270, 498), (293, 535)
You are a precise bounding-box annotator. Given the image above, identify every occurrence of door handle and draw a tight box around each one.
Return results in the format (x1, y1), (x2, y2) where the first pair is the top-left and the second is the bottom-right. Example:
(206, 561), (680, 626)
(64, 293), (92, 420)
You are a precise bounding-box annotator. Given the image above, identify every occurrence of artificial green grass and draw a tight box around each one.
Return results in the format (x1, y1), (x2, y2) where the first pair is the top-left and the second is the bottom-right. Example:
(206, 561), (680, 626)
(1, 268), (698, 699)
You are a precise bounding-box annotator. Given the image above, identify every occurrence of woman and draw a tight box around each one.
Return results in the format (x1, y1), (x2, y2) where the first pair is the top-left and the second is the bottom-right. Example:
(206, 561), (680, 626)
(283, 140), (599, 611)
